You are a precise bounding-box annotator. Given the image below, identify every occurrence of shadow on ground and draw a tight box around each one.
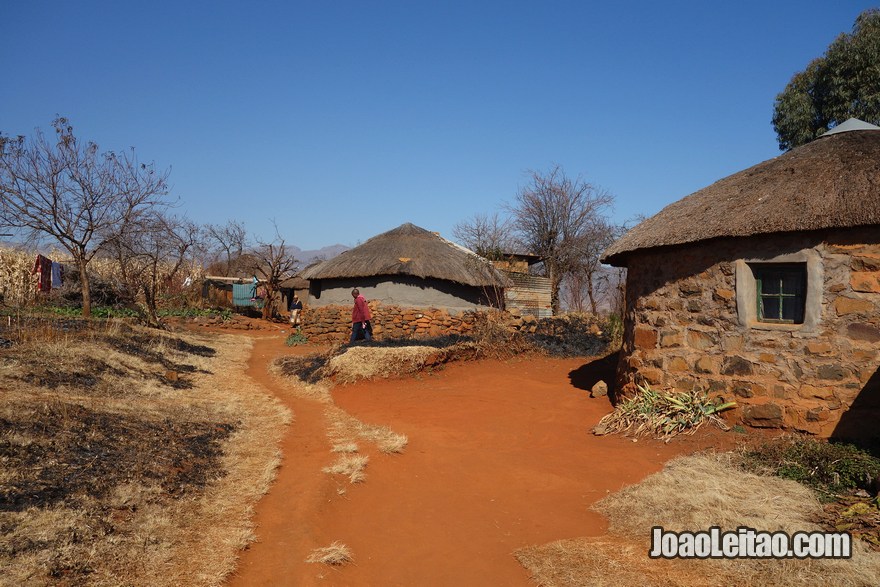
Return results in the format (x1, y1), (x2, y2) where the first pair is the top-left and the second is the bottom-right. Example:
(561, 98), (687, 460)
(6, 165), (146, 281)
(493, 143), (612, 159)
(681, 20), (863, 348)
(568, 351), (619, 400)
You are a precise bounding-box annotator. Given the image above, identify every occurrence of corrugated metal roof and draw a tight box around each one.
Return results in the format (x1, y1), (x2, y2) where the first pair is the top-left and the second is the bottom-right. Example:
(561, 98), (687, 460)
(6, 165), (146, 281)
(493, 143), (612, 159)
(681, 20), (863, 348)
(504, 273), (552, 318)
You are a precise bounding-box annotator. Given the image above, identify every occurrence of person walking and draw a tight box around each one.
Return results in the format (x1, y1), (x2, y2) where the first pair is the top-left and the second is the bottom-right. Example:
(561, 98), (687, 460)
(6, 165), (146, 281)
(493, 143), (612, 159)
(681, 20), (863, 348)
(350, 288), (372, 343)
(289, 294), (303, 328)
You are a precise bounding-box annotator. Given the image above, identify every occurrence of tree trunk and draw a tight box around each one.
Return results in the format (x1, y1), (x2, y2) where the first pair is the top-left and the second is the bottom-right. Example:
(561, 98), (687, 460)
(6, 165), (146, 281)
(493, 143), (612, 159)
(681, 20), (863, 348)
(77, 256), (92, 318)
(586, 270), (598, 315)
(548, 263), (561, 315)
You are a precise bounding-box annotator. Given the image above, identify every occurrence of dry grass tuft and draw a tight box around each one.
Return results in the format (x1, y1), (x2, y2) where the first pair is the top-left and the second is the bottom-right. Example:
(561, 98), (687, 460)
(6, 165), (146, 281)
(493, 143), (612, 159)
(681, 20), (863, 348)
(305, 541), (353, 565)
(322, 454), (370, 484)
(331, 442), (360, 453)
(270, 345), (409, 490)
(516, 453), (880, 587)
(325, 404), (408, 454)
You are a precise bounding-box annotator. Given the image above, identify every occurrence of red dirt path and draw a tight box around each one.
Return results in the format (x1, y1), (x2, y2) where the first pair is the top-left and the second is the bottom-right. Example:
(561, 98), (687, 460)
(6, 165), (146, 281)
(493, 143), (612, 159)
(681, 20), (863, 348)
(225, 334), (733, 586)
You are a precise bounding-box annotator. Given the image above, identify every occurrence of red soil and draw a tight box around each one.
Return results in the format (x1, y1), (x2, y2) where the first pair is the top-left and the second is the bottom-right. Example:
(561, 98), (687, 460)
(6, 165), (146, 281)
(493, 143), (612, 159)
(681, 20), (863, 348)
(225, 333), (737, 586)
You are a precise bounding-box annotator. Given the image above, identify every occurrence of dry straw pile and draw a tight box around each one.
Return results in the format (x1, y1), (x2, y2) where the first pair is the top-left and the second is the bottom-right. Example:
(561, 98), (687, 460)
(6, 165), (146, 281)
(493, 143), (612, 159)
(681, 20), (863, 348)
(516, 453), (880, 587)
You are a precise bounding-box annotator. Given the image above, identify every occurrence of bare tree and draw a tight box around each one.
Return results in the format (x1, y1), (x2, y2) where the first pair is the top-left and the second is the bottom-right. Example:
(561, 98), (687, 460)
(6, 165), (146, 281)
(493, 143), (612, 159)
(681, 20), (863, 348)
(246, 224), (299, 320)
(0, 117), (170, 316)
(205, 220), (247, 276)
(570, 217), (621, 314)
(452, 212), (517, 259)
(560, 270), (591, 314)
(106, 213), (199, 327)
(595, 265), (627, 316)
(508, 165), (614, 314)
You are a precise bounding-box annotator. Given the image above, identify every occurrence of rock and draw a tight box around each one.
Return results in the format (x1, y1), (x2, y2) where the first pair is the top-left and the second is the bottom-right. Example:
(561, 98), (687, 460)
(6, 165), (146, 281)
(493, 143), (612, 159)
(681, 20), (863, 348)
(590, 380), (608, 398)
(634, 326), (657, 349)
(742, 403), (784, 428)
(721, 355), (754, 376)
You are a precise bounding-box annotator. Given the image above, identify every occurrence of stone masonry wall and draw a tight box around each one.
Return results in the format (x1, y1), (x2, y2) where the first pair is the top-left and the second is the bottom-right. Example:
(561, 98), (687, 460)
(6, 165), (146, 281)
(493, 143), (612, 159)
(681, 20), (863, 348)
(618, 227), (880, 436)
(298, 302), (546, 344)
(299, 301), (478, 343)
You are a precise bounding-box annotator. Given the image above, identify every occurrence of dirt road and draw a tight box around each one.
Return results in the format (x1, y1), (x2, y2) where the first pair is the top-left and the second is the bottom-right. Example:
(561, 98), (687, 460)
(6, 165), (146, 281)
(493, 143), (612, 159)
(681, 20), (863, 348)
(225, 334), (716, 586)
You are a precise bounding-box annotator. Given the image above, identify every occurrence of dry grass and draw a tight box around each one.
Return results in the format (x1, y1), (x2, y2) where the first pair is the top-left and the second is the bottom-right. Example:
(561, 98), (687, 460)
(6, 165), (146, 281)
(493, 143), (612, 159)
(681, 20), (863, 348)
(322, 454), (370, 484)
(0, 322), (290, 587)
(516, 453), (880, 587)
(270, 347), (409, 488)
(325, 404), (408, 454)
(326, 345), (446, 383)
(331, 442), (360, 453)
(305, 541), (354, 565)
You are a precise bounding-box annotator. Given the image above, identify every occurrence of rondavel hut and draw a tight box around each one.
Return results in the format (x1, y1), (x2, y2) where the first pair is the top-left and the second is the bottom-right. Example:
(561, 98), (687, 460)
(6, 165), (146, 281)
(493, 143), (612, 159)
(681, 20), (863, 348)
(300, 222), (509, 311)
(601, 119), (880, 441)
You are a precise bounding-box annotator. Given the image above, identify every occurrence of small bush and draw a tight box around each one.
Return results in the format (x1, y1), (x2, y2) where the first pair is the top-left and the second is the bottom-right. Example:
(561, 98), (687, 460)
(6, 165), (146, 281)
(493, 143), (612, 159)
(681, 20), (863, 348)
(470, 311), (537, 358)
(738, 436), (880, 496)
(285, 329), (309, 346)
(606, 313), (623, 350)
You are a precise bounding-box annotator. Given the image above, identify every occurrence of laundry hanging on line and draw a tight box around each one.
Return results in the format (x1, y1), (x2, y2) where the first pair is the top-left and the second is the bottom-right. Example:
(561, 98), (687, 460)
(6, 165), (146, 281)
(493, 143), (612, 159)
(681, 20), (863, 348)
(32, 255), (52, 293)
(50, 262), (63, 289)
(32, 255), (65, 292)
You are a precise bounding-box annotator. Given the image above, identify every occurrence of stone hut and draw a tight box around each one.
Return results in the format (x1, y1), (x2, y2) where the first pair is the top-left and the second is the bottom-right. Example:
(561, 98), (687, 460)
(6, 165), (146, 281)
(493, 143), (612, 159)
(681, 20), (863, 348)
(300, 222), (508, 311)
(601, 119), (880, 440)
(279, 275), (309, 311)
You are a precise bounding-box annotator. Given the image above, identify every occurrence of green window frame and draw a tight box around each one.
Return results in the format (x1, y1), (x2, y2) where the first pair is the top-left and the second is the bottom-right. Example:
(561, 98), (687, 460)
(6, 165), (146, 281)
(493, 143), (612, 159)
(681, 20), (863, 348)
(752, 264), (806, 324)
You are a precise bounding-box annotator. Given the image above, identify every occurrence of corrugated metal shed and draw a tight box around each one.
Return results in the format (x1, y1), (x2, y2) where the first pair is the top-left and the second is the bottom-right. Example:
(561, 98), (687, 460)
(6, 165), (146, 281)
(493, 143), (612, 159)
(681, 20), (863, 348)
(232, 283), (258, 307)
(504, 273), (552, 318)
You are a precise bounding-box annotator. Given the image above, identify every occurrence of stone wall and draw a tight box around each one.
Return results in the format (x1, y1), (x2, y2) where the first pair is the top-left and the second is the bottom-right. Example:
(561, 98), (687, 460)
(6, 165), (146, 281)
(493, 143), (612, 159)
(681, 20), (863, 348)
(299, 301), (481, 343)
(298, 302), (549, 344)
(617, 227), (880, 437)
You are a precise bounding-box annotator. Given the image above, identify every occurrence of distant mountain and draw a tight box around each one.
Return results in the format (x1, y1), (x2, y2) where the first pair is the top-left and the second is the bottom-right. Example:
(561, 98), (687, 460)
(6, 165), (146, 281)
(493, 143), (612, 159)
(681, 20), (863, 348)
(290, 244), (349, 268)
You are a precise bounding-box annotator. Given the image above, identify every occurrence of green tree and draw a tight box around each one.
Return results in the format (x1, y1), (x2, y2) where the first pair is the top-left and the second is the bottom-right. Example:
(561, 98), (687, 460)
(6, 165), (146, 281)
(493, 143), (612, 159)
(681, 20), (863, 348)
(772, 9), (880, 150)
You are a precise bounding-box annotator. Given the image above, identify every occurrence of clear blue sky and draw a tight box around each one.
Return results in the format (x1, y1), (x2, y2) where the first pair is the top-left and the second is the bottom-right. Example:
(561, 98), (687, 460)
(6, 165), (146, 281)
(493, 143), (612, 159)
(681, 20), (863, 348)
(4, 1), (875, 251)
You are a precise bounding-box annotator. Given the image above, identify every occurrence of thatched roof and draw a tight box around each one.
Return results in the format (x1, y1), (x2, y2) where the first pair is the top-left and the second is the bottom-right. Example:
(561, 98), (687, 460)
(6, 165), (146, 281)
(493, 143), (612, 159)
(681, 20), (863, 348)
(279, 275), (309, 289)
(299, 223), (510, 287)
(602, 123), (880, 266)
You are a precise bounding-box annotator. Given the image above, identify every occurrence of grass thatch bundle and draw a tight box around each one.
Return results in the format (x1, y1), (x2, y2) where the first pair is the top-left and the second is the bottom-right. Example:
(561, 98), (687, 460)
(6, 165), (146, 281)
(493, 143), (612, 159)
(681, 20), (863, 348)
(326, 345), (448, 383)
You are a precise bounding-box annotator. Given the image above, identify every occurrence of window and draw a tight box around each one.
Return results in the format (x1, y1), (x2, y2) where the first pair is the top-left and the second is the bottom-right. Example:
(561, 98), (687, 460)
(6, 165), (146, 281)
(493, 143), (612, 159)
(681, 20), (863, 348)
(735, 250), (820, 332)
(752, 264), (806, 324)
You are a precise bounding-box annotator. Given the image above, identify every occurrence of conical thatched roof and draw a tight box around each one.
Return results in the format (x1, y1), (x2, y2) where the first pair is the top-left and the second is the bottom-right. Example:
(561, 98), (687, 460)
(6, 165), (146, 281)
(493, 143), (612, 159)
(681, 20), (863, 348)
(299, 223), (510, 287)
(602, 124), (880, 266)
(279, 275), (309, 289)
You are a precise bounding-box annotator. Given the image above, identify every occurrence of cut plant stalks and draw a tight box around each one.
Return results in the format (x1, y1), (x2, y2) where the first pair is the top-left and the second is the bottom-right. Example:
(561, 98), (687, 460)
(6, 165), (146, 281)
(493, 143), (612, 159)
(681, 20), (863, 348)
(595, 382), (736, 442)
